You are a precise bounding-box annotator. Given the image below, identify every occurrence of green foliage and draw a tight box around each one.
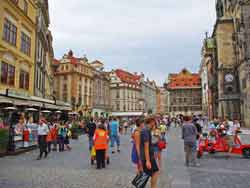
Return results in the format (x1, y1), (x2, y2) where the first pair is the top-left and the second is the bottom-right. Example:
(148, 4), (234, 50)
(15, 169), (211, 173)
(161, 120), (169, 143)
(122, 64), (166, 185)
(0, 128), (9, 152)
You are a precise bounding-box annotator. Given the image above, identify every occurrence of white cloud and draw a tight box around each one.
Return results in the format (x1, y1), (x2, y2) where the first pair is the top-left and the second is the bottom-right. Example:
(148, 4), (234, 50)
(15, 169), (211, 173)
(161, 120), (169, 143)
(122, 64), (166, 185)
(49, 0), (216, 84)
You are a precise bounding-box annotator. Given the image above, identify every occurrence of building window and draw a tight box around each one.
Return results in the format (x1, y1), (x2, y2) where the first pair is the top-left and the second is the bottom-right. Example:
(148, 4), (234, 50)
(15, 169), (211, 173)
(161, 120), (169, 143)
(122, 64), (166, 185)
(242, 78), (247, 90)
(23, 0), (28, 15)
(116, 90), (120, 98)
(63, 75), (67, 80)
(63, 84), (67, 102)
(2, 18), (17, 46)
(19, 70), (29, 89)
(116, 102), (120, 111)
(1, 62), (15, 86)
(21, 32), (31, 56)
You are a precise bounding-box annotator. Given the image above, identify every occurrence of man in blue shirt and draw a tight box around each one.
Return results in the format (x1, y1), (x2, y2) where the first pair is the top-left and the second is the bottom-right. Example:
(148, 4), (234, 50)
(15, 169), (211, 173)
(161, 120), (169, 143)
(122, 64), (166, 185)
(109, 117), (120, 153)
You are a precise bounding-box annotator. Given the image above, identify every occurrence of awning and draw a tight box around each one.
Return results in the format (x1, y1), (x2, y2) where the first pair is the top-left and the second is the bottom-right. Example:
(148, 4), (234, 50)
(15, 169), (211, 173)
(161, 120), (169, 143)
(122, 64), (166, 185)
(111, 112), (143, 117)
(44, 103), (58, 110)
(30, 96), (54, 104)
(0, 96), (13, 104)
(14, 99), (31, 106)
(58, 106), (72, 111)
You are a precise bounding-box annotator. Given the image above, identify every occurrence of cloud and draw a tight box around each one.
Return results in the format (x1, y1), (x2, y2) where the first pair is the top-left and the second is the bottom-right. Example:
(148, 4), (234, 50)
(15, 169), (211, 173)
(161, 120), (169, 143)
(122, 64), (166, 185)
(49, 0), (216, 85)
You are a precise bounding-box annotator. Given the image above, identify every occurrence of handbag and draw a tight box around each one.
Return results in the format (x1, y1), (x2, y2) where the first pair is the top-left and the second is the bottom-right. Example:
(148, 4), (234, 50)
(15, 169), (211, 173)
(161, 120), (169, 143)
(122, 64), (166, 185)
(91, 147), (96, 157)
(158, 139), (167, 150)
(132, 172), (150, 188)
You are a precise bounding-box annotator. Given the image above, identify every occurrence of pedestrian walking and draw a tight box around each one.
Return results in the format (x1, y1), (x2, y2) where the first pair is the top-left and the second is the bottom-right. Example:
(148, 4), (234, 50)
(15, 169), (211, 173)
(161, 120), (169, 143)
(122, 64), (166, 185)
(182, 116), (199, 167)
(46, 124), (53, 153)
(152, 124), (162, 169)
(86, 118), (96, 151)
(109, 117), (120, 153)
(124, 121), (128, 135)
(140, 117), (159, 188)
(37, 119), (49, 160)
(57, 123), (66, 152)
(93, 123), (109, 169)
(131, 118), (144, 174)
(51, 123), (58, 151)
(64, 124), (72, 151)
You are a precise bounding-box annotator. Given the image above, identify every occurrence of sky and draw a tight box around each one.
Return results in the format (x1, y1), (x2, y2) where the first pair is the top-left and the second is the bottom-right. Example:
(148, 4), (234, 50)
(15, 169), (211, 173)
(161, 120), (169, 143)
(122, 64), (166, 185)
(49, 0), (216, 85)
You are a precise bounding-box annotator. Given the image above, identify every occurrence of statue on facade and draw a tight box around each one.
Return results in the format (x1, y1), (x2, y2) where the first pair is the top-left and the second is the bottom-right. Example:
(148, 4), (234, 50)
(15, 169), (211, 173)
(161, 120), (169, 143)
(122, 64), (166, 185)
(216, 0), (224, 18)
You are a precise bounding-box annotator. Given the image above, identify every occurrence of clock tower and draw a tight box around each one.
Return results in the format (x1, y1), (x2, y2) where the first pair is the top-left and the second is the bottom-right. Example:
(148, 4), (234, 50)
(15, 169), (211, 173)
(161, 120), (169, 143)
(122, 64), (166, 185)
(213, 2), (241, 120)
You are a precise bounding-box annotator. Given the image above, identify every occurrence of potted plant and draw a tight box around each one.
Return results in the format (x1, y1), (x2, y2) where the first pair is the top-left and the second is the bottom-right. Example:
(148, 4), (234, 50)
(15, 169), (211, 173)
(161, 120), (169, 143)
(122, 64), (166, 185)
(0, 128), (9, 155)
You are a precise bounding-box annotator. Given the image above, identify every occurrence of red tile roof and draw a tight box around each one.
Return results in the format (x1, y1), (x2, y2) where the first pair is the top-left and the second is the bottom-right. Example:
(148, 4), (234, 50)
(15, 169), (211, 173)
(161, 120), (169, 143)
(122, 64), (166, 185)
(115, 69), (140, 85)
(53, 59), (60, 65)
(70, 57), (78, 65)
(167, 69), (201, 89)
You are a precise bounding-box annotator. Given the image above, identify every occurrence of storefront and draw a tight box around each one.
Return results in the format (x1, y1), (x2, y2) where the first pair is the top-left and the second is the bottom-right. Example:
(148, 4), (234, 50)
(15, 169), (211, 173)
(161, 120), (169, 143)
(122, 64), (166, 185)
(0, 93), (72, 153)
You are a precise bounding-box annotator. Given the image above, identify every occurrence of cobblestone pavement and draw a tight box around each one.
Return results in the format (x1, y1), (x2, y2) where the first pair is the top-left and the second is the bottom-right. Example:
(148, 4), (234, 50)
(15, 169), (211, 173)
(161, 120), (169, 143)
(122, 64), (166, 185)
(2, 128), (250, 188)
(166, 127), (250, 188)
(0, 134), (170, 188)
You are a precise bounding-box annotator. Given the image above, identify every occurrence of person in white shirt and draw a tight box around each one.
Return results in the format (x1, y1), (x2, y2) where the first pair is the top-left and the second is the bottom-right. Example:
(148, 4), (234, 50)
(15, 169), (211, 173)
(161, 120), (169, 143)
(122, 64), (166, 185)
(226, 119), (236, 154)
(37, 119), (49, 160)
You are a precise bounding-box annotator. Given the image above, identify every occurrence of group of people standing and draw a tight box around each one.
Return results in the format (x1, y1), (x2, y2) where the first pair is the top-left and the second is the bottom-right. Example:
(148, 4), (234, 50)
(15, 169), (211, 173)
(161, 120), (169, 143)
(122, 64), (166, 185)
(37, 119), (72, 160)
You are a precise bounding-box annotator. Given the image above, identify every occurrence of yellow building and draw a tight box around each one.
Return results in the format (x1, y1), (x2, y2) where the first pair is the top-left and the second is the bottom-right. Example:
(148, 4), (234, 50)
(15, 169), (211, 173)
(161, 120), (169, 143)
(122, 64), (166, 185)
(0, 0), (37, 96)
(53, 50), (94, 113)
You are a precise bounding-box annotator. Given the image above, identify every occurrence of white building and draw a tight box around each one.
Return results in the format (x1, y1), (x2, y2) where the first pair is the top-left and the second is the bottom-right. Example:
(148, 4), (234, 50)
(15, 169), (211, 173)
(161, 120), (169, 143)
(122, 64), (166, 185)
(109, 69), (143, 117)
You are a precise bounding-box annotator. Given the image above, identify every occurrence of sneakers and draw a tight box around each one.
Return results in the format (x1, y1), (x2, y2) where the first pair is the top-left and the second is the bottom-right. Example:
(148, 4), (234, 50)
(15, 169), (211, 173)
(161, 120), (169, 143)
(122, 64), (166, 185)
(36, 156), (42, 160)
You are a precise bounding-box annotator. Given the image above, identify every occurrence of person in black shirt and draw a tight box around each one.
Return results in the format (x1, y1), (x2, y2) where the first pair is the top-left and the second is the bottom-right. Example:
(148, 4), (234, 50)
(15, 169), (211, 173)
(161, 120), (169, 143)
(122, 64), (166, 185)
(193, 118), (202, 139)
(140, 117), (159, 188)
(86, 118), (96, 151)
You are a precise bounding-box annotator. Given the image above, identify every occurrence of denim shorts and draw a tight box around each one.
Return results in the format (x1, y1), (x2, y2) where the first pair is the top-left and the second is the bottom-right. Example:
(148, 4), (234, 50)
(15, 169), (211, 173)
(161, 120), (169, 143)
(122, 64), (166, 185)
(110, 135), (120, 147)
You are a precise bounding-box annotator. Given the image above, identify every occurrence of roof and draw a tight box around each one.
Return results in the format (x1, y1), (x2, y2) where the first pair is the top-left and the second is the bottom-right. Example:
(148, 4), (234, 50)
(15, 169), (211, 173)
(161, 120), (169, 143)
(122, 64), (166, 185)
(167, 68), (201, 89)
(70, 57), (78, 65)
(115, 69), (140, 85)
(53, 59), (60, 65)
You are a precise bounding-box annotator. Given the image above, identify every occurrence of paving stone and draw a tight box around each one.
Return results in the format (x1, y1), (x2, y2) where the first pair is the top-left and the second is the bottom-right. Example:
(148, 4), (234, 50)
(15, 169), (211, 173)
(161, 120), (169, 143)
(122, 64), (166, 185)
(0, 135), (170, 188)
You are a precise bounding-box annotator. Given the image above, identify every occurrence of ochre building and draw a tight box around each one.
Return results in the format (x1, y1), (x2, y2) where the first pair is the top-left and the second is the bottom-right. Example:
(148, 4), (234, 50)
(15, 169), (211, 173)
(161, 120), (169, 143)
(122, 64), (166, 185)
(0, 0), (37, 96)
(53, 50), (94, 113)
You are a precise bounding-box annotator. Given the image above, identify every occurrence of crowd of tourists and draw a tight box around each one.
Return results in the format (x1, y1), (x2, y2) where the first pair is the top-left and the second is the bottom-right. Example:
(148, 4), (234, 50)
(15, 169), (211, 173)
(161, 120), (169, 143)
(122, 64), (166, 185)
(33, 113), (243, 188)
(82, 115), (168, 188)
(36, 118), (72, 160)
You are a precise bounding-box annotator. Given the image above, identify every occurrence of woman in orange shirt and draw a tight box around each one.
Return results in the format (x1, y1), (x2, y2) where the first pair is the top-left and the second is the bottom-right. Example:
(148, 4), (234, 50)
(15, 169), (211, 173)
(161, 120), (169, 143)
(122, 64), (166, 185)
(93, 124), (109, 169)
(46, 124), (53, 153)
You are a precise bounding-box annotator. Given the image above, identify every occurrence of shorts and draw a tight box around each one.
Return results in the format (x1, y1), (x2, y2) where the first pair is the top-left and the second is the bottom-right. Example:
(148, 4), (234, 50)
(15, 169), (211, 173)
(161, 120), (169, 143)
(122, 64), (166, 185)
(152, 144), (159, 153)
(142, 158), (159, 176)
(184, 143), (196, 152)
(226, 135), (234, 147)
